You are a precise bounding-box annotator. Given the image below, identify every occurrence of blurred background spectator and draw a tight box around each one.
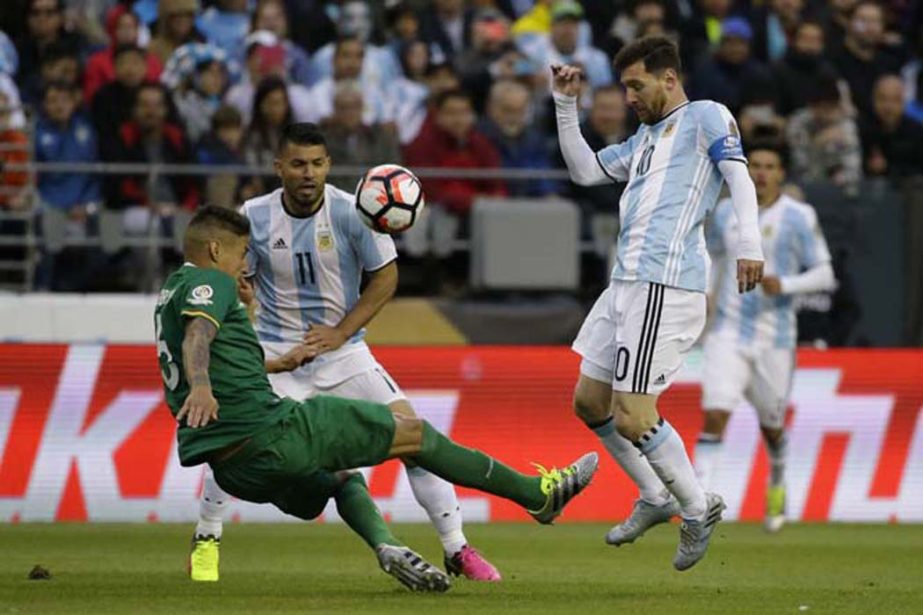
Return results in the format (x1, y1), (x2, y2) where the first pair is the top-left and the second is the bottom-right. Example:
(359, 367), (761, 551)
(860, 74), (923, 178)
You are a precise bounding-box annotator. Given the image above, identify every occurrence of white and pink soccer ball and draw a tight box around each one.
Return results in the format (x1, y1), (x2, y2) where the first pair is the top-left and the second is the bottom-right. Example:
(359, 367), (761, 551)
(355, 164), (425, 234)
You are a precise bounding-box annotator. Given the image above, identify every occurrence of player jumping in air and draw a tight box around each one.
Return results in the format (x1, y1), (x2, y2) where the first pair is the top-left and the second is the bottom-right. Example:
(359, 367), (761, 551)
(155, 205), (598, 592)
(188, 123), (501, 582)
(552, 35), (764, 570)
(695, 143), (836, 533)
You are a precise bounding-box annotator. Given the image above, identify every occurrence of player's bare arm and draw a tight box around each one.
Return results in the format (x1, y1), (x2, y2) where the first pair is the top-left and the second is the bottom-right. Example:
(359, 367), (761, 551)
(303, 260), (398, 356)
(265, 344), (313, 374)
(177, 317), (219, 429)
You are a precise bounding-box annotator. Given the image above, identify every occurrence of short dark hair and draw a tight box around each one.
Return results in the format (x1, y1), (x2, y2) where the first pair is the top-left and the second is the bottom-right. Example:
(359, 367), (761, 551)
(434, 88), (472, 110)
(279, 122), (327, 153)
(135, 82), (167, 105)
(806, 71), (840, 105)
(211, 104), (242, 131)
(39, 40), (78, 67)
(613, 35), (681, 75)
(113, 43), (145, 62)
(42, 79), (77, 98)
(745, 140), (788, 168)
(185, 205), (251, 250)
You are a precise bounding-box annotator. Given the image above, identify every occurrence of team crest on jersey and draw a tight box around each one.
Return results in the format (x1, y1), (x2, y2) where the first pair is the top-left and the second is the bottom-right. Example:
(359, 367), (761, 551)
(728, 120), (739, 138)
(762, 225), (774, 238)
(317, 231), (334, 252)
(157, 289), (175, 306)
(663, 122), (675, 137)
(189, 284), (214, 306)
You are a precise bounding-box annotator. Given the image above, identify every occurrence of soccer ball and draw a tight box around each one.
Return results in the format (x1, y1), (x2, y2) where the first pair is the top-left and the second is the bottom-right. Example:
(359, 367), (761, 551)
(355, 164), (425, 234)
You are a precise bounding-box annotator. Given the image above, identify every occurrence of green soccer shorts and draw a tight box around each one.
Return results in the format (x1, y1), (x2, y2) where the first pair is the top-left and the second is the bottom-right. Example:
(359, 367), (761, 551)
(210, 395), (396, 520)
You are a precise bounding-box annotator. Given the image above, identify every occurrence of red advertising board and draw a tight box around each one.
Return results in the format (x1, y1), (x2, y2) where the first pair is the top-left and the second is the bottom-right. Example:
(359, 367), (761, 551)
(0, 345), (920, 523)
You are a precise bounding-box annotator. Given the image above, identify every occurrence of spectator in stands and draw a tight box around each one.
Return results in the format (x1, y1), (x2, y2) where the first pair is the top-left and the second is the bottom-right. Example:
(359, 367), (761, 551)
(307, 36), (393, 127)
(35, 80), (101, 290)
(478, 79), (556, 197)
(385, 3), (423, 61)
(786, 72), (863, 191)
(101, 83), (198, 212)
(14, 0), (86, 90)
(307, 1), (399, 90)
(197, 0), (249, 59)
(241, 76), (291, 194)
(148, 0), (203, 65)
(83, 5), (163, 105)
(520, 1), (611, 93)
(738, 98), (787, 146)
(196, 104), (248, 206)
(224, 31), (312, 123)
(821, 0), (859, 53)
(251, 0), (311, 85)
(420, 0), (474, 64)
(772, 20), (839, 115)
(392, 40), (432, 145)
(608, 0), (674, 58)
(830, 1), (902, 120)
(23, 40), (81, 106)
(322, 80), (401, 192)
(860, 75), (923, 178)
(688, 17), (776, 115)
(162, 43), (230, 143)
(0, 89), (29, 211)
(679, 0), (735, 70)
(36, 80), (100, 218)
(403, 89), (505, 259)
(455, 9), (518, 113)
(92, 44), (150, 140)
(750, 0), (806, 63)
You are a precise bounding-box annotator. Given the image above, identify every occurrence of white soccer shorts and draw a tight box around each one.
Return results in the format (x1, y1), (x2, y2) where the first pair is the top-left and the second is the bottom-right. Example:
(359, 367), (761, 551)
(700, 332), (794, 430)
(573, 279), (706, 396)
(262, 341), (406, 405)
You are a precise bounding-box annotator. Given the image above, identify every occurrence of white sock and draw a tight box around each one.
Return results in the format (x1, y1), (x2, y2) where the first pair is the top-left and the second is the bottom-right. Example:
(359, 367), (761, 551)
(406, 465), (467, 555)
(590, 416), (669, 505)
(635, 418), (707, 520)
(196, 470), (229, 539)
(694, 432), (724, 491)
(766, 432), (788, 487)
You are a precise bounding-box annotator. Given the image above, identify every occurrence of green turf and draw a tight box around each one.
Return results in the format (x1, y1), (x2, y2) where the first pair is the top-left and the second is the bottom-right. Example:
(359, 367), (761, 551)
(1, 522), (921, 614)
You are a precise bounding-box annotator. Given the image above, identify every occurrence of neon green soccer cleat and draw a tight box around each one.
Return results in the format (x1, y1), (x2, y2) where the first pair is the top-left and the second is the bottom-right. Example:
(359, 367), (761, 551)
(189, 535), (220, 582)
(528, 452), (599, 525)
(765, 485), (786, 533)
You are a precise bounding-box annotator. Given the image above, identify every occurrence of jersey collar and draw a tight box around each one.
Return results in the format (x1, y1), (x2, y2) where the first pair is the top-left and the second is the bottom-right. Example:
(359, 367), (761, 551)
(280, 186), (326, 219)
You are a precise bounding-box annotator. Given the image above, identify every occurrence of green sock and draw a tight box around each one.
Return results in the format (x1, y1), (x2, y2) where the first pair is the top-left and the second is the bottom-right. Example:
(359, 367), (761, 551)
(335, 473), (400, 550)
(414, 421), (544, 510)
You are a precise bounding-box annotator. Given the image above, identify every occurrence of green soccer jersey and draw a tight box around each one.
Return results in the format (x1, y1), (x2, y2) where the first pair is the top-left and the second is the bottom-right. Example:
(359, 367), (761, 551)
(154, 263), (293, 466)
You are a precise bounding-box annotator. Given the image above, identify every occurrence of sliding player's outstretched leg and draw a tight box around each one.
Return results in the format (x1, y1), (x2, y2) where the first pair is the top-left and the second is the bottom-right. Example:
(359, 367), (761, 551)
(396, 417), (599, 524)
(189, 469), (229, 581)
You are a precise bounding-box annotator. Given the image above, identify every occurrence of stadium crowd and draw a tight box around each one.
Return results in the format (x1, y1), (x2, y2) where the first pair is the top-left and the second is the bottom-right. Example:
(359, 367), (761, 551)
(0, 0), (921, 300)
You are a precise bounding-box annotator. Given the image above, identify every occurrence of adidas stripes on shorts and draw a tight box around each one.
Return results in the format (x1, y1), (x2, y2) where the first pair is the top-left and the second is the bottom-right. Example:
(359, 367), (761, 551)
(573, 279), (706, 396)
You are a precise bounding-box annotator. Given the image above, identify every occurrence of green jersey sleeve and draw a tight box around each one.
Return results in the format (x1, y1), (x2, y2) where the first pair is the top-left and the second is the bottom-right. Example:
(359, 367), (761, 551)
(177, 268), (239, 330)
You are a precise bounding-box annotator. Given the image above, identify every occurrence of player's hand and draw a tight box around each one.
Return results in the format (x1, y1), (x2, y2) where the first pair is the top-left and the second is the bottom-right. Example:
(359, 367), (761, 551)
(177, 385), (219, 429)
(760, 275), (783, 296)
(237, 275), (255, 305)
(275, 344), (314, 372)
(303, 325), (347, 356)
(550, 63), (583, 97)
(737, 259), (764, 294)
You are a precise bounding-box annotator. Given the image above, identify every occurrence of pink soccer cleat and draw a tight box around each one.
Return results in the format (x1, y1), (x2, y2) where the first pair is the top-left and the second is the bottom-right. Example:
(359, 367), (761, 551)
(444, 545), (502, 582)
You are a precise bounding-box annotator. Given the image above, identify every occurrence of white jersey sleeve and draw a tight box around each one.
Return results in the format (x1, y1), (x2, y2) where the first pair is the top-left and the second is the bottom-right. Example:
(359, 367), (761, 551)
(350, 211), (398, 272)
(794, 206), (832, 268)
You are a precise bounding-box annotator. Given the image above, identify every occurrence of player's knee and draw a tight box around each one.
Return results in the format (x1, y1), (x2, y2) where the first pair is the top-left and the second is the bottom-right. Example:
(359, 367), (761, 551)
(702, 410), (731, 437)
(572, 391), (608, 425)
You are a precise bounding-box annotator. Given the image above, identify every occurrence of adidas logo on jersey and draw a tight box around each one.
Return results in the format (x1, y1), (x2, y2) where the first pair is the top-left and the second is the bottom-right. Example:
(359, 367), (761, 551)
(272, 237), (287, 250)
(654, 374), (666, 385)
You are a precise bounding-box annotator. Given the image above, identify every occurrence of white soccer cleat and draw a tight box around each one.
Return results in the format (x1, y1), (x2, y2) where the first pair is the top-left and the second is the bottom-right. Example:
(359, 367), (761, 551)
(376, 544), (451, 593)
(606, 496), (681, 546)
(673, 492), (726, 571)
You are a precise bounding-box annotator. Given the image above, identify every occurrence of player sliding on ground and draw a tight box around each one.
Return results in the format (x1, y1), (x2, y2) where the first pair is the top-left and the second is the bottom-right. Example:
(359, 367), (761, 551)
(154, 205), (598, 592)
(189, 123), (500, 583)
(553, 35), (764, 570)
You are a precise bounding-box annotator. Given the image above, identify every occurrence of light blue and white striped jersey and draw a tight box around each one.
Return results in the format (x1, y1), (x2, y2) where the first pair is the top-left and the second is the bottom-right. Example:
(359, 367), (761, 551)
(596, 100), (745, 292)
(706, 194), (832, 349)
(240, 186), (397, 345)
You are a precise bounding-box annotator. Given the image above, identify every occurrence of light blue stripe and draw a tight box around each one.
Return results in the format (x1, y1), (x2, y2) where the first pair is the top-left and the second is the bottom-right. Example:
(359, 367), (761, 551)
(250, 204), (283, 343)
(738, 291), (761, 344)
(290, 215), (320, 332)
(636, 419), (675, 454)
(591, 419), (616, 438)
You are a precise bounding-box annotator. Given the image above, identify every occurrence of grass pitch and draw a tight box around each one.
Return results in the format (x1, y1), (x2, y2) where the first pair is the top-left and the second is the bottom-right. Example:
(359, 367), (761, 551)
(1, 522), (921, 614)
